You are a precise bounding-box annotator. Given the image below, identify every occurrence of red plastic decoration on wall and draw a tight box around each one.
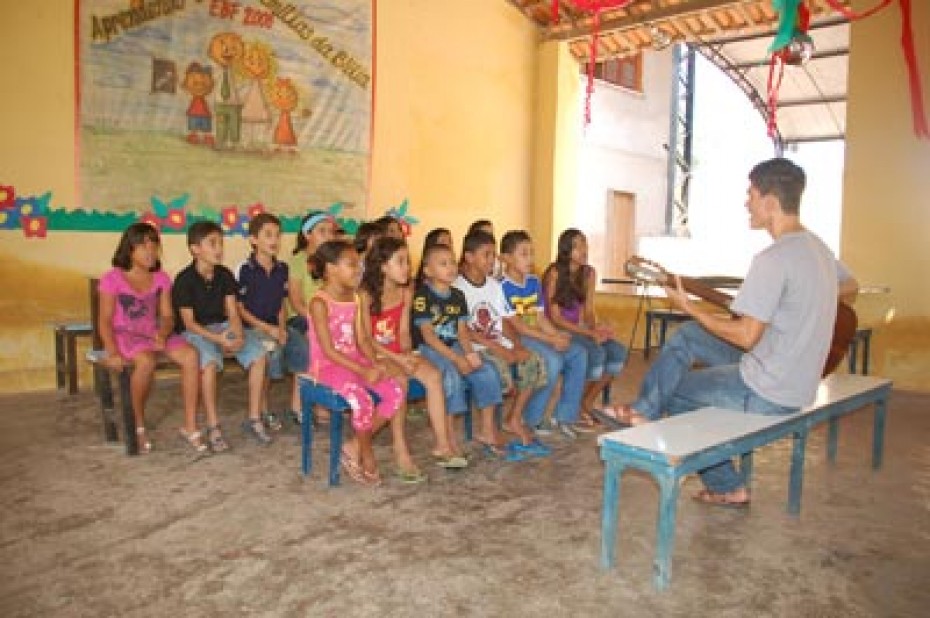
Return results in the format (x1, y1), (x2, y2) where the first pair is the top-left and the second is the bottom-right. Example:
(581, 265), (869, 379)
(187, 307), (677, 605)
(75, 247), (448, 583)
(552, 0), (637, 125)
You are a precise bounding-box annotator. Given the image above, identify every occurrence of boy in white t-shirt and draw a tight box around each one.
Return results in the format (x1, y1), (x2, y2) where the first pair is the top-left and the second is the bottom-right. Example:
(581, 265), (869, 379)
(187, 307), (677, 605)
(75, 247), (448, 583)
(454, 230), (550, 460)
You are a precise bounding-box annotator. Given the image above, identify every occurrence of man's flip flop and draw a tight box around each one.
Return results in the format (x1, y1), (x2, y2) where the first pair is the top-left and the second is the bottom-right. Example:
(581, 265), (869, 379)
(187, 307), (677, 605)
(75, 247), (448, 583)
(692, 489), (751, 509)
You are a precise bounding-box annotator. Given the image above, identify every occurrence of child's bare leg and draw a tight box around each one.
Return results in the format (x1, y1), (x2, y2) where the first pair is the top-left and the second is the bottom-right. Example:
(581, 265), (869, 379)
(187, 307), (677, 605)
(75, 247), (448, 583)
(356, 429), (376, 476)
(581, 375), (611, 419)
(166, 345), (200, 432)
(477, 405), (503, 446)
(390, 404), (418, 473)
(414, 363), (454, 457)
(129, 351), (156, 431)
(506, 388), (534, 444)
(290, 375), (301, 415)
(358, 414), (390, 478)
(200, 364), (219, 429)
(444, 415), (462, 457)
(246, 356), (266, 420)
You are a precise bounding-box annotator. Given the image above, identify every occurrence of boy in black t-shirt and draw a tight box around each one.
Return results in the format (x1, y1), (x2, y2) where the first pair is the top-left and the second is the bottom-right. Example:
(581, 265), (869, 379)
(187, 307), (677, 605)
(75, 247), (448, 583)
(173, 221), (269, 451)
(411, 244), (504, 455)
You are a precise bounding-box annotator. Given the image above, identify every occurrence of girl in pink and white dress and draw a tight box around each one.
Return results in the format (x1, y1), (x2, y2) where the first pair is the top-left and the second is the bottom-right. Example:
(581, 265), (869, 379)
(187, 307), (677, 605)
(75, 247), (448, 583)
(97, 223), (203, 454)
(306, 240), (404, 486)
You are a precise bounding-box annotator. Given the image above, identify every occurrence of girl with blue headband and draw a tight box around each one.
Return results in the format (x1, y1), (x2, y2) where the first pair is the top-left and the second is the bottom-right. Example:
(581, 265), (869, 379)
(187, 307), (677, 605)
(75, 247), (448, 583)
(282, 210), (336, 424)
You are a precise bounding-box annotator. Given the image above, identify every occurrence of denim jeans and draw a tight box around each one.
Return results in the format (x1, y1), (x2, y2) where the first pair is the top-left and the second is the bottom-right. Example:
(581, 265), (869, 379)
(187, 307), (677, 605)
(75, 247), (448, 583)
(284, 315), (310, 374)
(417, 343), (503, 414)
(570, 334), (627, 380)
(522, 336), (588, 427)
(634, 321), (797, 493)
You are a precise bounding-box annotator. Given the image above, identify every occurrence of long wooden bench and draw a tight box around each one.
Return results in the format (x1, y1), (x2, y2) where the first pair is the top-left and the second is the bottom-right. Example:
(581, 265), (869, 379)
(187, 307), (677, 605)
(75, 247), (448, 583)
(597, 373), (892, 590)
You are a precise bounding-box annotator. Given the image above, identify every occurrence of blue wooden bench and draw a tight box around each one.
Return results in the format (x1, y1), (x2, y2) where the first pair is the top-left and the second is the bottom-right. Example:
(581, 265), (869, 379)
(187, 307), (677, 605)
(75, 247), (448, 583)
(597, 373), (892, 590)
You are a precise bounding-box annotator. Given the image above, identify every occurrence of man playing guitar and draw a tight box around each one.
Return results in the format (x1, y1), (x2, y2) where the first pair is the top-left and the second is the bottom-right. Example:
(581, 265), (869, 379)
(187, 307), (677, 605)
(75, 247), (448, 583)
(598, 158), (858, 508)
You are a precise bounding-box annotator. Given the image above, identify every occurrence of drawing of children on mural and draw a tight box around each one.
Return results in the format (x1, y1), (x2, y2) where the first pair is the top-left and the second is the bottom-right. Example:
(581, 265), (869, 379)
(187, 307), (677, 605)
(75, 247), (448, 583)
(209, 31), (244, 149)
(235, 40), (276, 152)
(270, 77), (302, 154)
(181, 62), (215, 146)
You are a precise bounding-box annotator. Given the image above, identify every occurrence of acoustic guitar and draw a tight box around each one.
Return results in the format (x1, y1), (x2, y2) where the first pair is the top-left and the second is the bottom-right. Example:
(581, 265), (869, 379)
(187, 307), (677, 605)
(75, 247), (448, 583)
(624, 256), (857, 377)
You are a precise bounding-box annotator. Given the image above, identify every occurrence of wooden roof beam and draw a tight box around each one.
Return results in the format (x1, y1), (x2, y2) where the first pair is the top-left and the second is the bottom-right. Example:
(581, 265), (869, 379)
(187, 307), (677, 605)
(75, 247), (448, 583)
(546, 0), (747, 41)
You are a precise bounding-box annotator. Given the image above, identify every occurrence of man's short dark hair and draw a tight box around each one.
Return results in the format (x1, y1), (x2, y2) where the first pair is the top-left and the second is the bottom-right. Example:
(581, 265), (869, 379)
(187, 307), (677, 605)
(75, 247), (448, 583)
(248, 212), (281, 237)
(749, 158), (806, 215)
(187, 220), (223, 247)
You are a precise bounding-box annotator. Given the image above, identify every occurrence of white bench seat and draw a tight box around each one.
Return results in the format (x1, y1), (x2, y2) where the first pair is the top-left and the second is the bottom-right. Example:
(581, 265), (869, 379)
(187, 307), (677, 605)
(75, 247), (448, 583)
(598, 373), (893, 591)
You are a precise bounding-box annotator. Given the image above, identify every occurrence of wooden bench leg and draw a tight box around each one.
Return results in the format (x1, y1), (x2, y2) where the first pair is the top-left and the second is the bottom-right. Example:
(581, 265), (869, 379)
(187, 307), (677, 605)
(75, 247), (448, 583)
(96, 365), (119, 443)
(788, 431), (808, 515)
(329, 407), (344, 487)
(66, 332), (79, 395)
(827, 417), (839, 463)
(654, 474), (681, 591)
(600, 460), (624, 569)
(740, 451), (754, 488)
(118, 368), (138, 456)
(872, 398), (887, 470)
(54, 328), (66, 390)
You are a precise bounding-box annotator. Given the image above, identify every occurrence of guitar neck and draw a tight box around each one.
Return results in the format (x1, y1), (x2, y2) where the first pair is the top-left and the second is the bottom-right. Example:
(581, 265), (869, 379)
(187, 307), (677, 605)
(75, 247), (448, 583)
(677, 276), (736, 310)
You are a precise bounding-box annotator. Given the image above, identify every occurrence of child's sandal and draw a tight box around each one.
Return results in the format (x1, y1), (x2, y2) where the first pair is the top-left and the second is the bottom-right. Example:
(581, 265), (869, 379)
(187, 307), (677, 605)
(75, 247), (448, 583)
(178, 428), (209, 456)
(136, 427), (153, 454)
(206, 425), (230, 453)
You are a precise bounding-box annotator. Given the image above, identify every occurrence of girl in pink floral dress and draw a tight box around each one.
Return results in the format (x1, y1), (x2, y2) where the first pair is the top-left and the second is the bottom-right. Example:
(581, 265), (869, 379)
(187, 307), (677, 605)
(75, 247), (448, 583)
(97, 223), (203, 454)
(307, 240), (403, 486)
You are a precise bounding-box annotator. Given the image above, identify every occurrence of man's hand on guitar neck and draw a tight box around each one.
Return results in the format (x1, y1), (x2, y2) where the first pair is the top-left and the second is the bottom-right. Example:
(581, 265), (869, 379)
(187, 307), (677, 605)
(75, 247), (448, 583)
(662, 274), (694, 316)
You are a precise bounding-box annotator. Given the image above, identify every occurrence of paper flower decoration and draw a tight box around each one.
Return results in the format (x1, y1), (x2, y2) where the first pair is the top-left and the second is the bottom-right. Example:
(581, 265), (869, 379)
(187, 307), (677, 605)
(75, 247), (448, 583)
(164, 208), (187, 230)
(0, 185), (14, 209)
(21, 216), (48, 238)
(139, 212), (163, 230)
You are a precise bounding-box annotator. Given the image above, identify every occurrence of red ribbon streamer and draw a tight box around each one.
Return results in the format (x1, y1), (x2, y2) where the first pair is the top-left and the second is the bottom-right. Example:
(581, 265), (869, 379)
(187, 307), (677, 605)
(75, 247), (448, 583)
(767, 54), (786, 139)
(566, 0), (636, 126)
(822, 0), (928, 139)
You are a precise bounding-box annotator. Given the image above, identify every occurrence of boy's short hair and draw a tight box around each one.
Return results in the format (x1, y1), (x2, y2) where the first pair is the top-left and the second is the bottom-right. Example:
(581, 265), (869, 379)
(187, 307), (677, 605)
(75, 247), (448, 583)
(247, 212), (281, 237)
(500, 230), (531, 255)
(461, 229), (495, 255)
(187, 220), (223, 248)
(422, 242), (454, 265)
(748, 158), (806, 215)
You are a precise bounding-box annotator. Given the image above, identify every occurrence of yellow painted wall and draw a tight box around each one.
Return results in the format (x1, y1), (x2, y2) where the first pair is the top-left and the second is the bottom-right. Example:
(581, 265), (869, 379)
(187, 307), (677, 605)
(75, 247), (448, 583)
(842, 0), (930, 389)
(0, 0), (538, 392)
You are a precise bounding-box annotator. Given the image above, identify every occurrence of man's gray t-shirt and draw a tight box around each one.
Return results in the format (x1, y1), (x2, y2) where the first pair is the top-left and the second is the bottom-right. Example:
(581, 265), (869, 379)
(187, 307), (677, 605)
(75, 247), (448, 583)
(731, 230), (838, 407)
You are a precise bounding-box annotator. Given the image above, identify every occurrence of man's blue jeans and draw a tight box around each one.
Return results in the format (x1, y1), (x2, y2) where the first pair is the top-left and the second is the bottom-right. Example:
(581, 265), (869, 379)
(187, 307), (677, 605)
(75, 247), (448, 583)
(522, 336), (588, 428)
(633, 321), (796, 493)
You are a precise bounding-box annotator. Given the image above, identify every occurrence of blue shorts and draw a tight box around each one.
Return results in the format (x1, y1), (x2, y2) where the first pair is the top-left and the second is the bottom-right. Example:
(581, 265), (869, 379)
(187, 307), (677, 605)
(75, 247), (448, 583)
(183, 322), (265, 371)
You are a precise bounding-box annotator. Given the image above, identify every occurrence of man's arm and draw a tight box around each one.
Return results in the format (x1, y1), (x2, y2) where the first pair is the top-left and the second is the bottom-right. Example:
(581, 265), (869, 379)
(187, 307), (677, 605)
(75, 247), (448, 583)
(664, 276), (765, 351)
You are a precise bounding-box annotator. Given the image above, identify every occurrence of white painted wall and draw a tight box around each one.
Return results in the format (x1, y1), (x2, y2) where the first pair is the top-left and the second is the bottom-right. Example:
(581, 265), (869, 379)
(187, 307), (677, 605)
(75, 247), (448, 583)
(570, 48), (674, 282)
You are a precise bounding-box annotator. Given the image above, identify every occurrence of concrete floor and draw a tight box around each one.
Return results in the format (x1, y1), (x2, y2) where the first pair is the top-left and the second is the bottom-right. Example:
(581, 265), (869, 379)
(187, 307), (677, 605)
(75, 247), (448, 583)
(1, 356), (928, 617)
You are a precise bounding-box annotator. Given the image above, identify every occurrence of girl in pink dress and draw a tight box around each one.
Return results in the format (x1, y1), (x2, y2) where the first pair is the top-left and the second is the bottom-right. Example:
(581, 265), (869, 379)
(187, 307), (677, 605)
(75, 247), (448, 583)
(97, 223), (203, 454)
(307, 240), (403, 486)
(360, 236), (468, 481)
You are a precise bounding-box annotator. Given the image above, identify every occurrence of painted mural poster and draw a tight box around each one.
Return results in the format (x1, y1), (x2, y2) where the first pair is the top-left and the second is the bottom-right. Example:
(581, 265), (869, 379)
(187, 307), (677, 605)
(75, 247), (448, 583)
(77, 0), (373, 214)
